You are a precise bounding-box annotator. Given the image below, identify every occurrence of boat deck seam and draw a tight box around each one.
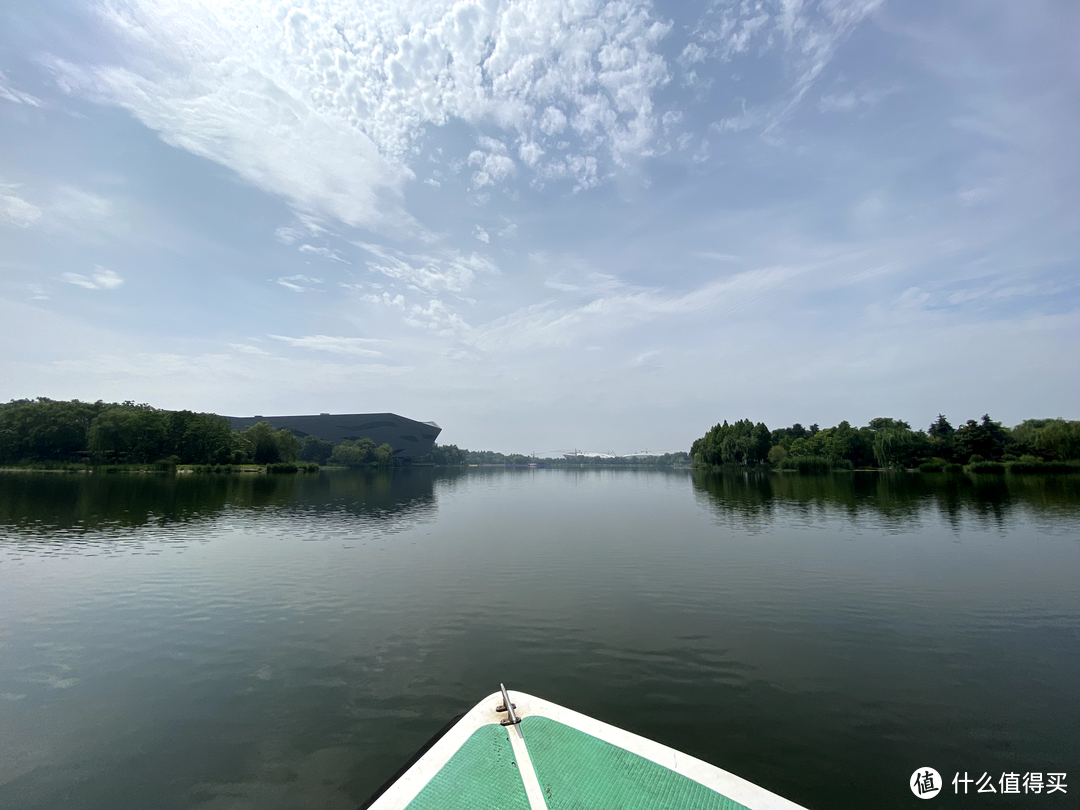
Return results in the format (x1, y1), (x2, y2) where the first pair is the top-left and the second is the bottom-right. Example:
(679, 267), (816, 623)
(506, 722), (550, 810)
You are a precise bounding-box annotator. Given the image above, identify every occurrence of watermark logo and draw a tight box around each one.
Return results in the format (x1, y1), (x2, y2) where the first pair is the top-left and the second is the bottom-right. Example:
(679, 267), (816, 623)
(910, 768), (1067, 798)
(911, 767), (942, 799)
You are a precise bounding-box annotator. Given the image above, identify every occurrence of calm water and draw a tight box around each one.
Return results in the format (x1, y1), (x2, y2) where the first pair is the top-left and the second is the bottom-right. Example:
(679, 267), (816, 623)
(1, 469), (1077, 810)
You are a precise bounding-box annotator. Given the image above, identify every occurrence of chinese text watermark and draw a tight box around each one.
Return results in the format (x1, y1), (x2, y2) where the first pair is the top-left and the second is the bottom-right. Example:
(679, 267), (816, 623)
(910, 768), (1067, 798)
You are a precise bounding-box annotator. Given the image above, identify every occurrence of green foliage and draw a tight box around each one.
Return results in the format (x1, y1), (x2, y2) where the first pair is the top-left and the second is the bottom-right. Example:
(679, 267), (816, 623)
(158, 410), (235, 464)
(264, 462), (319, 473)
(455, 449), (689, 467)
(0, 398), (106, 463)
(691, 419), (771, 466)
(786, 420), (876, 468)
(770, 423), (810, 447)
(417, 443), (468, 465)
(562, 453), (690, 467)
(328, 438), (395, 467)
(691, 412), (1041, 473)
(966, 460), (1006, 474)
(927, 414), (954, 458)
(868, 417), (911, 432)
(872, 428), (924, 469)
(1012, 419), (1080, 460)
(1006, 458), (1080, 474)
(88, 404), (169, 463)
(299, 435), (334, 465)
(953, 415), (1010, 462)
(466, 449), (507, 464)
(238, 421), (299, 464)
(777, 455), (851, 473)
(0, 399), (238, 466)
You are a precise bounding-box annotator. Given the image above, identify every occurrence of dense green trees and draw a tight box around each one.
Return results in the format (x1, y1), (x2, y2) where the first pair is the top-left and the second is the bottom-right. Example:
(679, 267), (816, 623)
(83, 405), (237, 464)
(692, 413), (1080, 470)
(1, 399), (372, 467)
(328, 438), (395, 467)
(412, 445), (689, 467)
(299, 436), (335, 465)
(691, 419), (771, 466)
(952, 415), (1009, 462)
(237, 420), (299, 464)
(416, 443), (468, 465)
(0, 399), (105, 462)
(5, 398), (1077, 474)
(1010, 419), (1080, 460)
(0, 399), (237, 465)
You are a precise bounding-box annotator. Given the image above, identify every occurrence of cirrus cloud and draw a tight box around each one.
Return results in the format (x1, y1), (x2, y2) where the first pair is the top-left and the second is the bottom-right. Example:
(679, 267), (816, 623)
(62, 266), (124, 290)
(269, 334), (384, 357)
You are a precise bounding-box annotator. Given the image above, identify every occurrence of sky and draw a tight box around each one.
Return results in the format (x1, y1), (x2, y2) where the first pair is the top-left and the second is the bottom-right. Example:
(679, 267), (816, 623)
(1, 0), (1077, 454)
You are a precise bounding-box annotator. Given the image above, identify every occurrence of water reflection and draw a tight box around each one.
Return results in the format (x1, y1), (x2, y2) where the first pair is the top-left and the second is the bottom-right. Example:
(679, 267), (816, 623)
(691, 470), (1080, 534)
(0, 469), (465, 550)
(0, 468), (1077, 810)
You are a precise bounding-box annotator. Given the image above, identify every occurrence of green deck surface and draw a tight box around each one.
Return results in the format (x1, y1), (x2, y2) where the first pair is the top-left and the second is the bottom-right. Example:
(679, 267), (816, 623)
(404, 723), (530, 810)
(521, 715), (751, 810)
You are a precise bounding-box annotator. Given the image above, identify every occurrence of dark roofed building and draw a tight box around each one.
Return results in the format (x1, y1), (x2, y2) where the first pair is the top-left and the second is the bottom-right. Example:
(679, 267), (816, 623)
(227, 413), (441, 460)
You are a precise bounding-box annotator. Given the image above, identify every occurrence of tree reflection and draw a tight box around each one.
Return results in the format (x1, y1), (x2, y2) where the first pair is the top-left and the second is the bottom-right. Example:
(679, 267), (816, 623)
(0, 468), (467, 545)
(691, 470), (1080, 532)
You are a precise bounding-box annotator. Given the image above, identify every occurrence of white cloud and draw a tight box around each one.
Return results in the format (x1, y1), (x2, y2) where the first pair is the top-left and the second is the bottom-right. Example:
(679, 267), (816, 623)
(50, 186), (112, 221)
(52, 0), (674, 231)
(229, 343), (272, 356)
(661, 110), (683, 130)
(62, 266), (124, 290)
(536, 153), (601, 191)
(2, 182), (118, 233)
(689, 0), (883, 135)
(269, 334), (383, 357)
(0, 189), (42, 228)
(354, 242), (497, 295)
(404, 298), (471, 335)
(0, 71), (41, 106)
(21, 283), (50, 301)
(957, 187), (993, 206)
(678, 43), (707, 67)
(470, 264), (808, 353)
(628, 349), (661, 368)
(518, 139), (544, 168)
(539, 106), (568, 136)
(276, 274), (323, 292)
(361, 292), (405, 308)
(819, 84), (898, 113)
(275, 216), (325, 244)
(468, 138), (516, 189)
(298, 244), (348, 263)
(474, 225), (489, 244)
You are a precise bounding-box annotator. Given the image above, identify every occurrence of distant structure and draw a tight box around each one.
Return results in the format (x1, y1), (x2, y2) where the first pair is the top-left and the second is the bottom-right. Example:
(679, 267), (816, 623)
(227, 412), (441, 461)
(561, 449), (673, 459)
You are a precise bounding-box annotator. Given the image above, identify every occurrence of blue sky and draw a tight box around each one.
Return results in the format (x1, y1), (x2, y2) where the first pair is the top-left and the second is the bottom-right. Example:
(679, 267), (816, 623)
(1, 0), (1077, 454)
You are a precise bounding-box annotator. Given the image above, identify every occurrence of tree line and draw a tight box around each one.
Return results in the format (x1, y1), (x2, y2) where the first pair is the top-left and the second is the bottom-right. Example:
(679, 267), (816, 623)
(691, 415), (1080, 472)
(413, 444), (691, 467)
(0, 399), (395, 468)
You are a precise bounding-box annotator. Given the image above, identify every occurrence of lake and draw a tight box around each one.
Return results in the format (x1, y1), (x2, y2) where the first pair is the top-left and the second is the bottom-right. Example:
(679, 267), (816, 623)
(1, 469), (1077, 809)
